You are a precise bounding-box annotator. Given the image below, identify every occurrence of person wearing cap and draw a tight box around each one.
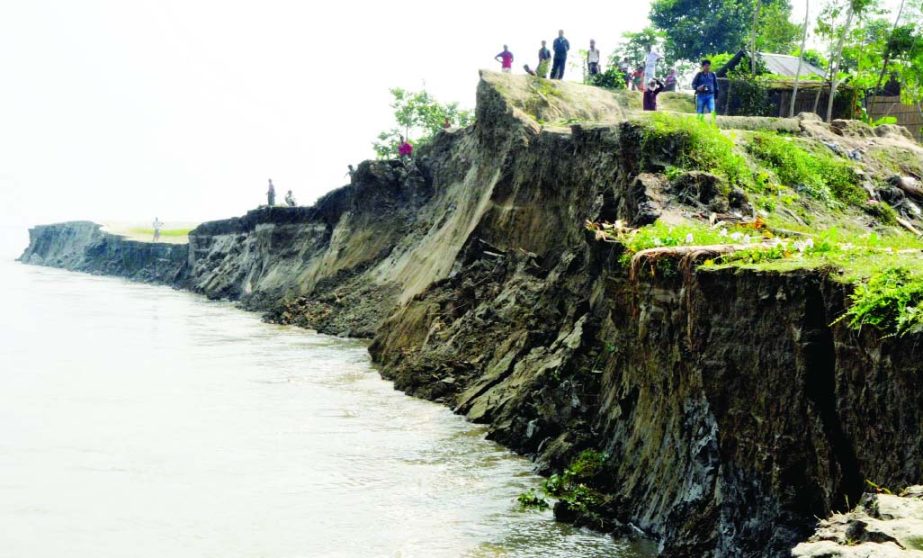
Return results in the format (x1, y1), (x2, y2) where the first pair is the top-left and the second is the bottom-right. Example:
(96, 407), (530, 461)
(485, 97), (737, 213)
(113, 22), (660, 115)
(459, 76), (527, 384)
(643, 78), (665, 111)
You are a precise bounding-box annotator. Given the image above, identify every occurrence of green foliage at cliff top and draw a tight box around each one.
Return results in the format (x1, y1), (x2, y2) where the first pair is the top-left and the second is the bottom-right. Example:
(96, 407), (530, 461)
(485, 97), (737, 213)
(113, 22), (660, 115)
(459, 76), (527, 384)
(128, 227), (192, 237)
(597, 219), (923, 336)
(713, 230), (923, 336)
(840, 267), (923, 336)
(746, 133), (866, 207)
(642, 113), (752, 189)
(637, 114), (873, 212)
(374, 88), (473, 159)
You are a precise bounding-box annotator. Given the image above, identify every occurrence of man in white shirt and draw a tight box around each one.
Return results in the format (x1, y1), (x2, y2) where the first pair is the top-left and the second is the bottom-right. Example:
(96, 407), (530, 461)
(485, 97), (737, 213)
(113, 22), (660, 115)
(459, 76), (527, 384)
(644, 47), (661, 89)
(587, 39), (601, 76)
(152, 217), (163, 242)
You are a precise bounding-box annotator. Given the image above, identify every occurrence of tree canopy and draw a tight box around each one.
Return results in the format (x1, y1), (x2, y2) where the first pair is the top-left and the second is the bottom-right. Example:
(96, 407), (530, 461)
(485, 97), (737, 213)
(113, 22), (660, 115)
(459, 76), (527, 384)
(373, 88), (473, 159)
(650, 0), (799, 61)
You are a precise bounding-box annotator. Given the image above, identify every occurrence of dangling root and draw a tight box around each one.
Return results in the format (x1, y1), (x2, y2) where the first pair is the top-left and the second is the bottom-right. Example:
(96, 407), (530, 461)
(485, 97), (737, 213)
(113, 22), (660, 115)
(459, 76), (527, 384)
(629, 244), (739, 282)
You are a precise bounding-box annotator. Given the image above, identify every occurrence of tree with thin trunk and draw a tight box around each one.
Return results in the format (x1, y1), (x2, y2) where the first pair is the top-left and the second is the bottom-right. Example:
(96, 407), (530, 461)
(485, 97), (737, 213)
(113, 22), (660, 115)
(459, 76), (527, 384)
(750, 0), (762, 73)
(874, 0), (906, 91)
(826, 1), (857, 122)
(790, 0), (811, 117)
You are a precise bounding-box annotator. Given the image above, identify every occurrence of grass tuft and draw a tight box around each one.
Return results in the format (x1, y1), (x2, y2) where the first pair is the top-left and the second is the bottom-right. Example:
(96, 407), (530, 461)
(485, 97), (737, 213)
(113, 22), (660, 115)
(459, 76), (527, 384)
(642, 113), (751, 189)
(746, 133), (865, 207)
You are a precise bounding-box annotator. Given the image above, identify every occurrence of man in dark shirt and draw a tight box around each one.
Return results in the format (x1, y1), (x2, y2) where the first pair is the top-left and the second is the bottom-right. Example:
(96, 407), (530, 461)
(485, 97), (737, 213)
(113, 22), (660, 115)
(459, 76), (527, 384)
(266, 179), (275, 207)
(551, 30), (569, 80)
(643, 79), (665, 111)
(537, 40), (551, 78)
(691, 59), (720, 123)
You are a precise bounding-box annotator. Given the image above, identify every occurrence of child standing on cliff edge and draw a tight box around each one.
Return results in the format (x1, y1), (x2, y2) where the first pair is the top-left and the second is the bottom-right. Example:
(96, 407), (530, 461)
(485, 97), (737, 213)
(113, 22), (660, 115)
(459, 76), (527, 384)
(267, 179), (276, 207)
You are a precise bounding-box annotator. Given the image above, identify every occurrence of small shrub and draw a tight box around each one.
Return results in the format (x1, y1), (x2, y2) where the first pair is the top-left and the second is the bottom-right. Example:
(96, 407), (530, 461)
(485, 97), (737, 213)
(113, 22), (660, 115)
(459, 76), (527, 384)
(724, 76), (771, 117)
(540, 451), (608, 518)
(517, 489), (550, 511)
(863, 201), (899, 226)
(841, 267), (923, 335)
(588, 67), (627, 90)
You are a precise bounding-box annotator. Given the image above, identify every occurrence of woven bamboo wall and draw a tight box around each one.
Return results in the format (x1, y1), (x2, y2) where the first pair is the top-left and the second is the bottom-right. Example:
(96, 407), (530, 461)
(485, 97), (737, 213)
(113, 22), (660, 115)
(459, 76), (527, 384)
(867, 95), (922, 141)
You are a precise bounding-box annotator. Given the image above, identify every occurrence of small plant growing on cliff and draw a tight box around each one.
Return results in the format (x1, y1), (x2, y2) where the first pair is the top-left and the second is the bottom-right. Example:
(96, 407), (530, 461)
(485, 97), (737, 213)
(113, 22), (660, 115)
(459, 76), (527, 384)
(840, 267), (923, 336)
(541, 449), (608, 512)
(516, 489), (550, 511)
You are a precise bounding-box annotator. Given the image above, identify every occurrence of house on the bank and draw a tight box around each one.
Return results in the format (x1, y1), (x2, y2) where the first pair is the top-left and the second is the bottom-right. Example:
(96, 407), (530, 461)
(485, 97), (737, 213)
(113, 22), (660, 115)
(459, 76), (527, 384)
(714, 50), (855, 120)
(718, 51), (826, 80)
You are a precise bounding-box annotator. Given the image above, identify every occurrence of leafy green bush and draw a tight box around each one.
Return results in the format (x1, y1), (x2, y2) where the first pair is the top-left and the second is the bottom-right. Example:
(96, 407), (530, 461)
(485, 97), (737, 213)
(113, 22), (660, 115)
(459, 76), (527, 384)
(588, 67), (627, 90)
(517, 489), (550, 511)
(842, 267), (923, 336)
(643, 113), (752, 188)
(540, 449), (607, 512)
(747, 133), (865, 206)
(724, 72), (772, 117)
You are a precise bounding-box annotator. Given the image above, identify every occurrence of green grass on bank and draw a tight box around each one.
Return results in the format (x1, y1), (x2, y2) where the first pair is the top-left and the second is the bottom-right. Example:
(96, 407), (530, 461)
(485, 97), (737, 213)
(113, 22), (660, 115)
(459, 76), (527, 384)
(642, 113), (753, 190)
(592, 220), (923, 336)
(128, 227), (192, 238)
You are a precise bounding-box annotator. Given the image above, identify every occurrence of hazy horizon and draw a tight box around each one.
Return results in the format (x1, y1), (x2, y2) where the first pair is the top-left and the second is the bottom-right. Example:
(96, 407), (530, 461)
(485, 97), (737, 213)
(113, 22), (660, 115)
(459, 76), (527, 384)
(0, 0), (903, 236)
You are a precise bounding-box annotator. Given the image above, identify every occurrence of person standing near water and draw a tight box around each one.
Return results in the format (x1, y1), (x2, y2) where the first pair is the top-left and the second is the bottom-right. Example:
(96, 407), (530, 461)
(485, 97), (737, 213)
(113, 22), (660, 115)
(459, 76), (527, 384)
(267, 179), (276, 207)
(551, 30), (569, 80)
(152, 217), (163, 242)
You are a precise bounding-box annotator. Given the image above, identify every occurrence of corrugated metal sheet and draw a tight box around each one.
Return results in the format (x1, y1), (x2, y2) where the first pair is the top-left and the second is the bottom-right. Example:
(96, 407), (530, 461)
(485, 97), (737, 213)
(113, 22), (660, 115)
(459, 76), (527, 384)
(758, 52), (826, 78)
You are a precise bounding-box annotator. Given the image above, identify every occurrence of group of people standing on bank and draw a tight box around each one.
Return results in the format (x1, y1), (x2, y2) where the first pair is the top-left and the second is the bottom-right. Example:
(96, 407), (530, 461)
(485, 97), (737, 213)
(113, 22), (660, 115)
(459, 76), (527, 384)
(495, 35), (719, 120)
(265, 179), (298, 208)
(496, 30), (573, 80)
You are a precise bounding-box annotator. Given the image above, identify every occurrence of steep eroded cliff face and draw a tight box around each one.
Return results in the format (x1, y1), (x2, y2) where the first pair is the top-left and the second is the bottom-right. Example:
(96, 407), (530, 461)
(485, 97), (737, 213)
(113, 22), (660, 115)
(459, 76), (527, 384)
(19, 71), (923, 557)
(18, 221), (188, 284)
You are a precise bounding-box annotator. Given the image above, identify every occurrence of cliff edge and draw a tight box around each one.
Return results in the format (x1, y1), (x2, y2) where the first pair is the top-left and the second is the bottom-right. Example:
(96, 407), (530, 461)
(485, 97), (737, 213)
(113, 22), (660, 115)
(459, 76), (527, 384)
(19, 71), (923, 557)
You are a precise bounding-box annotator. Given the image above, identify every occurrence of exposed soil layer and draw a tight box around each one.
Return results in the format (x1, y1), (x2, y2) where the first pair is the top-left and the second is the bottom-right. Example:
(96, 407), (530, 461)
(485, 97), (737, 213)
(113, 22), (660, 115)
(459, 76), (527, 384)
(19, 71), (923, 557)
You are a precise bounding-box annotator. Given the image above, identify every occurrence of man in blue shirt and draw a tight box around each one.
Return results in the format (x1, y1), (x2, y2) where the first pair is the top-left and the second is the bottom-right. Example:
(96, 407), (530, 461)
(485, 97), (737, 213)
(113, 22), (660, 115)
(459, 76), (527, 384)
(551, 30), (569, 80)
(691, 59), (719, 123)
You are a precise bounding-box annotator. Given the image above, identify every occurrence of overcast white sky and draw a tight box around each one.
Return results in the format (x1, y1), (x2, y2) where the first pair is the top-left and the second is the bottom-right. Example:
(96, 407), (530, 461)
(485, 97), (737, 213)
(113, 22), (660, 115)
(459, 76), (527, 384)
(0, 0), (904, 244)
